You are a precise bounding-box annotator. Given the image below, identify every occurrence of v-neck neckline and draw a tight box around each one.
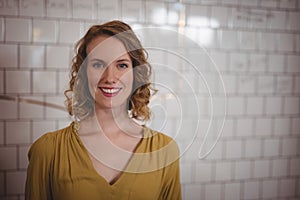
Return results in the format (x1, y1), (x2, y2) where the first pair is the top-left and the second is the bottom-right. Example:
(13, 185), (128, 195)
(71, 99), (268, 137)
(72, 122), (147, 187)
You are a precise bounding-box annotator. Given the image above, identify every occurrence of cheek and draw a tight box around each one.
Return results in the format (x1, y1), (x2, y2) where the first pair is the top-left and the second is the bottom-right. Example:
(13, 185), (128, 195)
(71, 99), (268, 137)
(86, 68), (102, 98)
(87, 68), (101, 86)
(121, 71), (134, 89)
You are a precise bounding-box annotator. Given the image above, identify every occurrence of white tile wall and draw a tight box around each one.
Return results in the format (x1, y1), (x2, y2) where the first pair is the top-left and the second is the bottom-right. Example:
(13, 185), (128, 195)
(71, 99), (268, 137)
(244, 180), (260, 199)
(20, 45), (45, 68)
(205, 183), (222, 200)
(0, 122), (3, 145)
(274, 117), (291, 135)
(6, 71), (31, 94)
(279, 0), (297, 9)
(237, 75), (256, 94)
(260, 0), (278, 8)
(246, 97), (264, 115)
(98, 0), (120, 21)
(229, 52), (248, 72)
(186, 5), (209, 27)
(287, 98), (300, 117)
(291, 117), (300, 135)
(58, 70), (70, 93)
(0, 18), (4, 42)
(195, 162), (213, 183)
(210, 6), (229, 28)
(262, 179), (278, 198)
(145, 1), (167, 25)
(59, 21), (83, 44)
(32, 120), (56, 142)
(268, 10), (288, 30)
(122, 0), (144, 23)
(226, 140), (243, 159)
(0, 71), (3, 94)
(228, 97), (246, 115)
(6, 121), (31, 144)
(248, 54), (267, 72)
(33, 71), (57, 93)
(72, 0), (97, 19)
(258, 32), (278, 51)
(0, 147), (17, 170)
(183, 184), (202, 200)
(279, 178), (296, 197)
(179, 163), (192, 184)
(253, 159), (271, 178)
(255, 118), (272, 136)
(268, 54), (285, 72)
(265, 96), (282, 115)
(221, 118), (235, 137)
(0, 44), (18, 68)
(290, 158), (300, 176)
(46, 46), (70, 68)
(272, 158), (289, 177)
(0, 0), (299, 199)
(19, 96), (44, 119)
(215, 161), (232, 181)
(5, 18), (31, 42)
(46, 0), (72, 18)
(33, 19), (57, 43)
(279, 33), (295, 52)
(263, 138), (280, 157)
(45, 96), (69, 119)
(281, 137), (298, 156)
(6, 171), (27, 195)
(288, 11), (300, 30)
(257, 75), (275, 94)
(0, 1), (18, 15)
(0, 101), (18, 119)
(239, 31), (258, 50)
(287, 55), (300, 73)
(0, 172), (4, 195)
(20, 0), (45, 17)
(224, 182), (240, 200)
(245, 139), (262, 158)
(18, 145), (30, 169)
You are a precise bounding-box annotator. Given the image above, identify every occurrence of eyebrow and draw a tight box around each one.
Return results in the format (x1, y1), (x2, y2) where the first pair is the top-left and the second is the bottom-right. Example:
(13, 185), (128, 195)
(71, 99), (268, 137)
(116, 58), (131, 63)
(88, 57), (131, 65)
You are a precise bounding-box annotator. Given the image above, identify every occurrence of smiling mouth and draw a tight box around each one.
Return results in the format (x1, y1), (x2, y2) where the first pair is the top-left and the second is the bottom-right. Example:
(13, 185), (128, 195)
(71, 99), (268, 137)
(98, 87), (122, 97)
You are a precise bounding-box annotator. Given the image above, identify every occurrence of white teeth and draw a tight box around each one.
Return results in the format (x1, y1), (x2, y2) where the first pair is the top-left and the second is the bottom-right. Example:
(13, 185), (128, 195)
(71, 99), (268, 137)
(101, 88), (120, 94)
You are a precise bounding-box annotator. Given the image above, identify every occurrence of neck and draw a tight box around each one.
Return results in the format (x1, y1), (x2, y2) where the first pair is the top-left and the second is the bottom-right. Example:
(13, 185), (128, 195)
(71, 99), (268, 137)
(95, 105), (129, 130)
(79, 104), (142, 139)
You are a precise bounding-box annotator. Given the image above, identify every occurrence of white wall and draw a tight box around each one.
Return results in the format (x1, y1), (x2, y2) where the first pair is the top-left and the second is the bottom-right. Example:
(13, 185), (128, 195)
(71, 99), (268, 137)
(0, 0), (299, 199)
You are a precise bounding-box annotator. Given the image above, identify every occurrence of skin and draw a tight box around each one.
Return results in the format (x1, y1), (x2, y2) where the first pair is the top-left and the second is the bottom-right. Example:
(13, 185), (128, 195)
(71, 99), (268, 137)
(77, 35), (143, 184)
(86, 35), (133, 110)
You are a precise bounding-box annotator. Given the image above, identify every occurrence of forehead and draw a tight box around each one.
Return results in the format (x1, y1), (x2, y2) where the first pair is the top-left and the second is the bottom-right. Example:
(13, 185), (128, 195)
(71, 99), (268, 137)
(86, 35), (131, 62)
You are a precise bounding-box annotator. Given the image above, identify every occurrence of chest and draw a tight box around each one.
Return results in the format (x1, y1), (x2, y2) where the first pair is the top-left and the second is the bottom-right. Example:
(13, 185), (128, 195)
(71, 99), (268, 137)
(84, 136), (141, 181)
(89, 151), (131, 185)
(52, 153), (164, 200)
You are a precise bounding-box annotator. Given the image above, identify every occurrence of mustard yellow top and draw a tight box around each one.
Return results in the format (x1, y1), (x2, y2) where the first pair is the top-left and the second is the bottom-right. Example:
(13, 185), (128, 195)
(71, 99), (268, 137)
(25, 122), (182, 200)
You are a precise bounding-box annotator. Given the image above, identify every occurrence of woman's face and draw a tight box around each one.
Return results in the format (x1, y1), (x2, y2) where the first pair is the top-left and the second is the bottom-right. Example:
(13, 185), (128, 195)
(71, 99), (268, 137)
(85, 35), (133, 110)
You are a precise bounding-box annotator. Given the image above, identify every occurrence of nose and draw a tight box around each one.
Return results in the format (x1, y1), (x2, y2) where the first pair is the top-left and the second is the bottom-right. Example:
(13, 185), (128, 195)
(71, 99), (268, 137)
(101, 65), (117, 83)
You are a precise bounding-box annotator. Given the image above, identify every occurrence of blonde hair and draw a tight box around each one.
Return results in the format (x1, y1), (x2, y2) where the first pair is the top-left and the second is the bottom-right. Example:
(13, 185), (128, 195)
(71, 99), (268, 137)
(64, 20), (156, 121)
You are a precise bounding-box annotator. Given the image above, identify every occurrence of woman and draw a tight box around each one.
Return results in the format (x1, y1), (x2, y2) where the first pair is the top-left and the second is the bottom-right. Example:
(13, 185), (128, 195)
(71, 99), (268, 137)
(25, 20), (182, 200)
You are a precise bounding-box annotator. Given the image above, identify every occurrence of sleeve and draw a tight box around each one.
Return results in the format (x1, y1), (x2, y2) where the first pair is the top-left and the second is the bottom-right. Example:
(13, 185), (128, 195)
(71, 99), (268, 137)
(25, 134), (55, 200)
(161, 158), (182, 200)
(161, 139), (182, 200)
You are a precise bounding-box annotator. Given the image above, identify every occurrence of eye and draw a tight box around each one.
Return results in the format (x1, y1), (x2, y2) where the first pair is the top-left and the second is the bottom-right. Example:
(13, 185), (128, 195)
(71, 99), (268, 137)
(117, 63), (129, 69)
(91, 61), (105, 69)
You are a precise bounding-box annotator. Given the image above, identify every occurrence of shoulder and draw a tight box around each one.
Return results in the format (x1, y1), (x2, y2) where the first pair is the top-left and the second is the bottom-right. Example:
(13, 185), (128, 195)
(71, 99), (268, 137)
(130, 127), (180, 172)
(28, 123), (74, 160)
(142, 127), (180, 160)
(143, 127), (178, 150)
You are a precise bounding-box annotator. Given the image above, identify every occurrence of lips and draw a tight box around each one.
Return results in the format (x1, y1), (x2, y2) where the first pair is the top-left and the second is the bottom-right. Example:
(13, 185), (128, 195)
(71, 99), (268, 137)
(98, 87), (122, 97)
